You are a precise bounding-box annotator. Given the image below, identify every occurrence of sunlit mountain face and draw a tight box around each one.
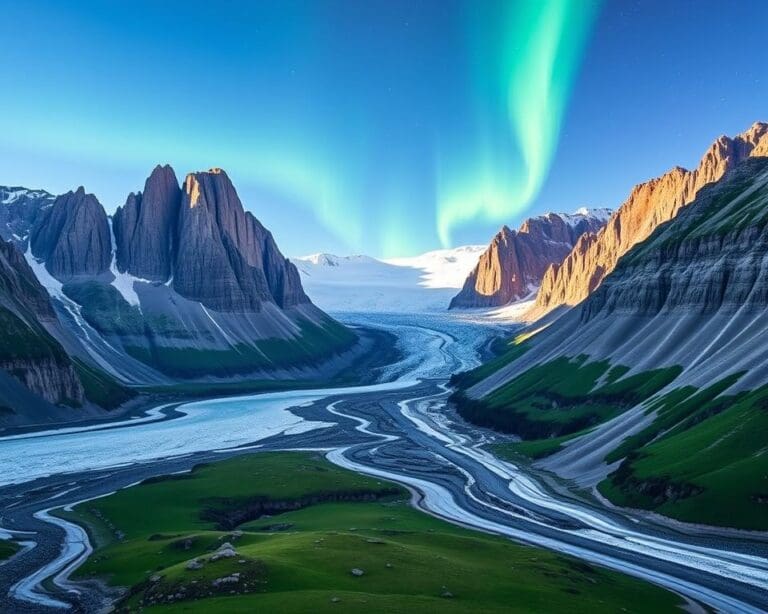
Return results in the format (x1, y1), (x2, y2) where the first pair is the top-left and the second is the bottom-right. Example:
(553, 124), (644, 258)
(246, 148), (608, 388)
(2, 1), (768, 258)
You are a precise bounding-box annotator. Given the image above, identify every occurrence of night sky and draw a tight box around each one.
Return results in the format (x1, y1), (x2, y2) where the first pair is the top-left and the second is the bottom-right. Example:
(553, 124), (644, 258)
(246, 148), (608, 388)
(2, 0), (767, 256)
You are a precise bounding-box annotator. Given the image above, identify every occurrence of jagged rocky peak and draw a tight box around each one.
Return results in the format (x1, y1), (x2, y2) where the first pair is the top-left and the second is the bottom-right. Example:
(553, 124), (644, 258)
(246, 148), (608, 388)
(113, 164), (181, 281)
(449, 209), (608, 309)
(0, 185), (56, 250)
(532, 121), (768, 318)
(174, 168), (309, 312)
(30, 186), (111, 280)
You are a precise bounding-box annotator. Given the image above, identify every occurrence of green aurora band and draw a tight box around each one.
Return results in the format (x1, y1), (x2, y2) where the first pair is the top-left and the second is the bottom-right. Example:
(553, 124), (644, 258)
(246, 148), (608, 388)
(436, 0), (601, 247)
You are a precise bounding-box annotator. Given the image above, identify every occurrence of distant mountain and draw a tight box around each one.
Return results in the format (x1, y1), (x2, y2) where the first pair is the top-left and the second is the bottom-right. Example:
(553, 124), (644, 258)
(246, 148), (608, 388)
(0, 186), (55, 250)
(296, 246), (485, 313)
(449, 209), (610, 309)
(531, 121), (768, 318)
(3, 166), (357, 382)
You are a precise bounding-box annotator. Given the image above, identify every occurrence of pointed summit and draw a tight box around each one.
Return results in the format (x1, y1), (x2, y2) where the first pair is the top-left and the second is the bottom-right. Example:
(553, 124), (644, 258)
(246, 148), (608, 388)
(113, 165), (181, 281)
(174, 168), (309, 311)
(30, 188), (111, 279)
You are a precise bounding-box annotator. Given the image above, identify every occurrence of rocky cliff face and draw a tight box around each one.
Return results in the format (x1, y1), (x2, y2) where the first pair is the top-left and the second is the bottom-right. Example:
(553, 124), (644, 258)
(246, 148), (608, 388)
(21, 166), (349, 381)
(469, 155), (768, 402)
(30, 187), (111, 280)
(174, 168), (309, 312)
(450, 209), (609, 309)
(531, 122), (768, 318)
(581, 157), (768, 320)
(0, 239), (85, 406)
(113, 164), (181, 282)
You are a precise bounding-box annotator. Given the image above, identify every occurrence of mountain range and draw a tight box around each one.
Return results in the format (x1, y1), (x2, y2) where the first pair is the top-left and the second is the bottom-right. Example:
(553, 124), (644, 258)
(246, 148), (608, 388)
(296, 246), (485, 313)
(449, 209), (611, 309)
(451, 122), (768, 530)
(0, 166), (358, 425)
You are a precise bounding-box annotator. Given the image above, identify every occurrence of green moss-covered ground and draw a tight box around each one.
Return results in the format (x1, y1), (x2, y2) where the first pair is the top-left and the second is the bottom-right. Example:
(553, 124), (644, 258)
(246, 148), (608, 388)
(65, 452), (680, 613)
(453, 355), (680, 439)
(598, 374), (768, 530)
(464, 353), (768, 530)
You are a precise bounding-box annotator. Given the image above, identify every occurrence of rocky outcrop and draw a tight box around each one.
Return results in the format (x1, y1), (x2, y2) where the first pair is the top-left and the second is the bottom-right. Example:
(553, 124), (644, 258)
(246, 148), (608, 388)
(0, 236), (56, 319)
(30, 187), (111, 280)
(450, 209), (609, 309)
(174, 168), (309, 311)
(0, 356), (84, 405)
(113, 164), (181, 281)
(531, 122), (768, 318)
(0, 240), (85, 406)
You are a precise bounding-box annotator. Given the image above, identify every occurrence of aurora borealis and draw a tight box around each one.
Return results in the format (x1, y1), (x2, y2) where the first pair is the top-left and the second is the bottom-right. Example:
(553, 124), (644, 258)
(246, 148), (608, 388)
(436, 0), (600, 247)
(2, 1), (768, 257)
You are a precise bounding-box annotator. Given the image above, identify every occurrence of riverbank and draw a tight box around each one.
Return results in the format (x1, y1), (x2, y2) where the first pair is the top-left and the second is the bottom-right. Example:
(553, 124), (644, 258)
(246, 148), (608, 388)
(0, 326), (401, 439)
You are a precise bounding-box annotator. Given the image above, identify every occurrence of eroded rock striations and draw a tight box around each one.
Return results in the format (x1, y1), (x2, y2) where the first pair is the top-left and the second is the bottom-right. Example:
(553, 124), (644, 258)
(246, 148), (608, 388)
(30, 187), (111, 280)
(113, 164), (181, 282)
(21, 165), (352, 381)
(0, 239), (84, 406)
(174, 169), (309, 312)
(531, 122), (768, 318)
(450, 209), (610, 309)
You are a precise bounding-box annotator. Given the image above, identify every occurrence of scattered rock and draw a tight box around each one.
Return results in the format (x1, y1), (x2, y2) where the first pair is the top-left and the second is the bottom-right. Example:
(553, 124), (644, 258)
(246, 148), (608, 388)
(441, 591), (454, 599)
(331, 597), (341, 603)
(149, 574), (162, 583)
(350, 568), (365, 577)
(211, 542), (238, 561)
(212, 574), (241, 587)
(185, 558), (204, 570)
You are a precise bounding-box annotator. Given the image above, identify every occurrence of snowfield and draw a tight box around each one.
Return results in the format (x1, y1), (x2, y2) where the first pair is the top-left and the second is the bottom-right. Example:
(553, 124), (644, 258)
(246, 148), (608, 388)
(294, 246), (485, 313)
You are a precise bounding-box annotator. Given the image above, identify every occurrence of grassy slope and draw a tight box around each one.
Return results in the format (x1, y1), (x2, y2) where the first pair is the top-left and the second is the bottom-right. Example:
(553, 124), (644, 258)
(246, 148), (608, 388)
(66, 452), (679, 613)
(466, 354), (768, 529)
(0, 305), (134, 411)
(599, 375), (768, 530)
(63, 281), (358, 378)
(453, 355), (680, 440)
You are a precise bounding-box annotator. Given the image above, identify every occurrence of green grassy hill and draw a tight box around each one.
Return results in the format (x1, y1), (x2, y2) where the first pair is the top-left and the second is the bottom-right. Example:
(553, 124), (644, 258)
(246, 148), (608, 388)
(62, 452), (680, 613)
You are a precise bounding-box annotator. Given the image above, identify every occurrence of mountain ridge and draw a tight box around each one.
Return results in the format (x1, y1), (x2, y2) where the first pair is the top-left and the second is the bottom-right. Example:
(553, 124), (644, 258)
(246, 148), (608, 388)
(450, 209), (610, 309)
(530, 121), (768, 318)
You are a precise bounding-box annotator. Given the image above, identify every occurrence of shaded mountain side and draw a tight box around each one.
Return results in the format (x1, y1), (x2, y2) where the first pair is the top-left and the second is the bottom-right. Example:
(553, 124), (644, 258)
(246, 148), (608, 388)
(0, 239), (134, 423)
(530, 121), (768, 319)
(452, 156), (768, 530)
(450, 209), (610, 309)
(30, 187), (112, 280)
(15, 166), (356, 381)
(113, 164), (180, 282)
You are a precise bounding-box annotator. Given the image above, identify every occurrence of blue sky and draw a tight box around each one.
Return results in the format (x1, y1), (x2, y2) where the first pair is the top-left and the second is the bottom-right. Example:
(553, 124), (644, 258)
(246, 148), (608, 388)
(2, 0), (767, 256)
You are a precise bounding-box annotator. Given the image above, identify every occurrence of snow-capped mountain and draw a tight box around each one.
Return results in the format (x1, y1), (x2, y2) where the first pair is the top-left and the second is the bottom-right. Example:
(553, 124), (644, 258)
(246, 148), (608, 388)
(295, 246), (485, 313)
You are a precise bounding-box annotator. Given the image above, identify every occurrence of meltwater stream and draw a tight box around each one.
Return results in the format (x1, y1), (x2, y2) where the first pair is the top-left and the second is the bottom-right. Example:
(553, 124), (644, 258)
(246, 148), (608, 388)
(1, 313), (767, 612)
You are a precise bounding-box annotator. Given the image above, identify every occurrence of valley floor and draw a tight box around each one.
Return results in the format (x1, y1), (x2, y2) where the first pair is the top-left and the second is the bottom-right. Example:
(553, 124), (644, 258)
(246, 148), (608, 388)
(0, 313), (766, 613)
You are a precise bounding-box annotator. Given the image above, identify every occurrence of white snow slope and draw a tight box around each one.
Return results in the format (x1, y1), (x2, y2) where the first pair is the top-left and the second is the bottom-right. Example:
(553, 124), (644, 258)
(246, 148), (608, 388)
(294, 246), (484, 313)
